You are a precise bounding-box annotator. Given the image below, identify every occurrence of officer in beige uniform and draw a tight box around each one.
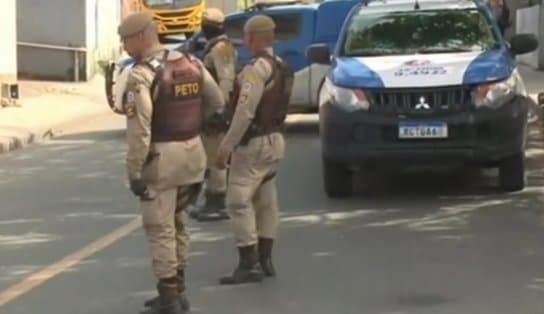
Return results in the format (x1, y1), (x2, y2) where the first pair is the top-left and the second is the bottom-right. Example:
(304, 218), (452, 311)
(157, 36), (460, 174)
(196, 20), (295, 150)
(118, 12), (225, 314)
(215, 15), (293, 285)
(189, 7), (237, 222)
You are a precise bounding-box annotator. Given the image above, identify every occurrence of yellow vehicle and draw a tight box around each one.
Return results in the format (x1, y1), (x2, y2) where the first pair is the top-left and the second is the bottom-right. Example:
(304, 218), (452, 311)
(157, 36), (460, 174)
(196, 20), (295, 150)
(132, 0), (205, 38)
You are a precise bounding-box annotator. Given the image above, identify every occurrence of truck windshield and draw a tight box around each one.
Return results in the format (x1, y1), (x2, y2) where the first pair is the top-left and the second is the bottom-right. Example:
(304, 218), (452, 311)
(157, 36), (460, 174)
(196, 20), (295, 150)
(341, 9), (498, 56)
(143, 0), (200, 9)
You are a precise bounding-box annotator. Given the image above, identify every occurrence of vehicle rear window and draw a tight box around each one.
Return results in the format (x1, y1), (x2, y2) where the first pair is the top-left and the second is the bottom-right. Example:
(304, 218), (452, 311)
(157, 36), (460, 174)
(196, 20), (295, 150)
(225, 13), (302, 42)
(341, 8), (498, 56)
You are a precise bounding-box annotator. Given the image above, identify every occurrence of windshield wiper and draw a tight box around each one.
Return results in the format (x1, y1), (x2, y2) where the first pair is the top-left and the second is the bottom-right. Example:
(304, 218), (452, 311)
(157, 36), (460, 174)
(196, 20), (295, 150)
(416, 47), (474, 54)
(344, 48), (402, 56)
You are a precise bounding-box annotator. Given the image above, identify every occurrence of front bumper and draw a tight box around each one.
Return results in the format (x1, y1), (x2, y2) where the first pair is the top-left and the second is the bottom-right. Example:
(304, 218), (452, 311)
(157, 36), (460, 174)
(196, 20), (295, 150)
(319, 95), (530, 169)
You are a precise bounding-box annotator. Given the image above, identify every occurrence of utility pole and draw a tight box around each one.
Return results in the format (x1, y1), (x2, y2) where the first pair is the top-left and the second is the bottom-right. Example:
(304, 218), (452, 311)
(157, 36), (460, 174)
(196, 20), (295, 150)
(0, 0), (18, 107)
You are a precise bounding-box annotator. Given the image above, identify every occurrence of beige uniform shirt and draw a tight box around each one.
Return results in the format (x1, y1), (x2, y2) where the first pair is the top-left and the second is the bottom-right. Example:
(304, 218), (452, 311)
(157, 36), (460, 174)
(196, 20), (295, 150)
(218, 47), (281, 154)
(203, 36), (237, 102)
(124, 45), (224, 189)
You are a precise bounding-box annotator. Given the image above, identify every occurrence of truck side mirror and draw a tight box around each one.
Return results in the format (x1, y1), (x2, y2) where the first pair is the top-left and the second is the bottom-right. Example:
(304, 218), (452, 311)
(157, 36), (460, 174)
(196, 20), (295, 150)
(306, 43), (331, 65)
(509, 33), (538, 55)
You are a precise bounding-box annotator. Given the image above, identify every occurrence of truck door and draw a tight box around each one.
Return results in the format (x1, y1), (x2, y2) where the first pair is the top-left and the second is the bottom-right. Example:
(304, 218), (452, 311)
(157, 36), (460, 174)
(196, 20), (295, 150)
(269, 10), (313, 106)
(224, 10), (313, 106)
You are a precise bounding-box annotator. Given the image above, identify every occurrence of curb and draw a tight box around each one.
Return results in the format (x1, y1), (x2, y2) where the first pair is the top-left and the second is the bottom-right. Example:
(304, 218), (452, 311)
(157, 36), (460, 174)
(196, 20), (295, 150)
(0, 108), (112, 155)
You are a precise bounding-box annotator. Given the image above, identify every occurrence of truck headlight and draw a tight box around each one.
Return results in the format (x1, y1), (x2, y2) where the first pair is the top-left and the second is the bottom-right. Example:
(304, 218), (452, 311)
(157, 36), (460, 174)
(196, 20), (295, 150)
(472, 68), (526, 109)
(319, 78), (369, 112)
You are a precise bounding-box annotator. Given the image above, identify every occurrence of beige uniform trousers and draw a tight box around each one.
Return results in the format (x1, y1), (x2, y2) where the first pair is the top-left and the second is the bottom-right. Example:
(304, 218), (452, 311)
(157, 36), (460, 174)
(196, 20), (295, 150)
(226, 133), (285, 246)
(138, 137), (207, 279)
(202, 132), (227, 194)
(140, 186), (191, 279)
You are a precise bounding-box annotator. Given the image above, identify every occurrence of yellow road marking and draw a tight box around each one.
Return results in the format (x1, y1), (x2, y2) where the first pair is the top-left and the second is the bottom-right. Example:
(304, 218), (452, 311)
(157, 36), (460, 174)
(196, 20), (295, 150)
(0, 217), (142, 307)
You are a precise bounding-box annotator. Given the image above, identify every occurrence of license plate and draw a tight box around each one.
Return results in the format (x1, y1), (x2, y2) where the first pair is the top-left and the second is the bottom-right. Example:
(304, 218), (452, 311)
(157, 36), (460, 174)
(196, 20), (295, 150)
(398, 121), (448, 139)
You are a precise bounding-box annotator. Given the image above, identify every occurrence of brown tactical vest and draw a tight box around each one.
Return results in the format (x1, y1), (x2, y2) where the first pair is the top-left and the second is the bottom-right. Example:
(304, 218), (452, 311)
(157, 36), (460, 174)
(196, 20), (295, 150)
(202, 35), (234, 83)
(227, 51), (294, 142)
(147, 51), (204, 143)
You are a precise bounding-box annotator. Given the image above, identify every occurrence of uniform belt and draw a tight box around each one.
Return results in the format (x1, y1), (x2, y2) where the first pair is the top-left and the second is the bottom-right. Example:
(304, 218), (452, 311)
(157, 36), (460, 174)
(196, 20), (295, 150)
(151, 131), (200, 143)
(239, 124), (282, 146)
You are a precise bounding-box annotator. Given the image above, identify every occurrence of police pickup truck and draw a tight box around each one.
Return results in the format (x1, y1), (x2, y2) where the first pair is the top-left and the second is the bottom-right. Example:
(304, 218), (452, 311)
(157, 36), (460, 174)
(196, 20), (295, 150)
(104, 0), (361, 114)
(307, 0), (539, 197)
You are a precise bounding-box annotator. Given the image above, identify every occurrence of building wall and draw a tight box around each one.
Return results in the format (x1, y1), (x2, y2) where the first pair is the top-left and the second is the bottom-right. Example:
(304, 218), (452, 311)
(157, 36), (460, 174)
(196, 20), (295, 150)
(17, 0), (87, 80)
(516, 4), (540, 69)
(0, 0), (17, 85)
(17, 0), (121, 81)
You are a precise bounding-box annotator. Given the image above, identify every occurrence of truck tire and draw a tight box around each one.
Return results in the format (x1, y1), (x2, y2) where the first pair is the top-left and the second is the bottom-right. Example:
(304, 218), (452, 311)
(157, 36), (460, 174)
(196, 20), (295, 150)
(323, 158), (353, 198)
(499, 153), (525, 192)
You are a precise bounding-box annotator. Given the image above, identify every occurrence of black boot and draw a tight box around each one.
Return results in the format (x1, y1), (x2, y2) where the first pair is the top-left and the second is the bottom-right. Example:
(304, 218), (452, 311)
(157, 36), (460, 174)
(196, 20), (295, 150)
(176, 269), (190, 312)
(219, 245), (264, 285)
(258, 237), (276, 277)
(195, 192), (229, 222)
(144, 270), (189, 312)
(140, 278), (184, 314)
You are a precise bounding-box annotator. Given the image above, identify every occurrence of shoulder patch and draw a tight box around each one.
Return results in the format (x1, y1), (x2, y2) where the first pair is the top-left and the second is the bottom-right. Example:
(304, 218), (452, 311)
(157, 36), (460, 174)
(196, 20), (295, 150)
(214, 42), (233, 63)
(241, 68), (259, 84)
(241, 81), (252, 92)
(253, 58), (272, 81)
(123, 90), (137, 118)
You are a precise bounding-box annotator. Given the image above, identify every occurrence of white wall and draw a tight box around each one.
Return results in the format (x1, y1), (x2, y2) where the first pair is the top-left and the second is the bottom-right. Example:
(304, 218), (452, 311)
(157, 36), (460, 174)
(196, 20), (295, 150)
(516, 5), (540, 69)
(86, 0), (122, 78)
(17, 0), (87, 80)
(17, 0), (121, 81)
(0, 0), (17, 84)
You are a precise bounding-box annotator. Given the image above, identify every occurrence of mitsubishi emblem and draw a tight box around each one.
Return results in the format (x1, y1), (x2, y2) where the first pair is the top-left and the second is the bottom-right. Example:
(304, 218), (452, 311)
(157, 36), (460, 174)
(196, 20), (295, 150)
(414, 96), (430, 110)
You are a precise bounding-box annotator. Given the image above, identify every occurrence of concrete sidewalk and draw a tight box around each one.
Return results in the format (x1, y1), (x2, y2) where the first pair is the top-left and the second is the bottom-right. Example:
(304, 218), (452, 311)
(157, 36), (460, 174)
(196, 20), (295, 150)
(0, 75), (112, 153)
(519, 64), (544, 99)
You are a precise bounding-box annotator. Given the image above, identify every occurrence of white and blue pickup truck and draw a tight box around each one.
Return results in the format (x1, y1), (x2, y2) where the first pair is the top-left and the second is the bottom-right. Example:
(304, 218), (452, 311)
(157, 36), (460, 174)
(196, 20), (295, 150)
(306, 0), (539, 197)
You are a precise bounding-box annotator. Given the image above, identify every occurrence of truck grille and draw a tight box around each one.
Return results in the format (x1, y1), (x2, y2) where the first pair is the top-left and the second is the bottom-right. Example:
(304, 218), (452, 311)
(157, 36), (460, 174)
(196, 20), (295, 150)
(155, 10), (192, 18)
(367, 86), (472, 115)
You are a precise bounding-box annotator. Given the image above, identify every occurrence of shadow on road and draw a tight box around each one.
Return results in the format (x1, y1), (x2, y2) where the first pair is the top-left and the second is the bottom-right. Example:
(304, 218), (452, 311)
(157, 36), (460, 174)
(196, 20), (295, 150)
(54, 128), (126, 142)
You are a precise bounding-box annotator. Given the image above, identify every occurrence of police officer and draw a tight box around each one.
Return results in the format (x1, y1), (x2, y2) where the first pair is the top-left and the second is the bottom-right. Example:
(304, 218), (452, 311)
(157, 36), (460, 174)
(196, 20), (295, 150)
(189, 7), (237, 222)
(215, 15), (293, 285)
(118, 12), (225, 313)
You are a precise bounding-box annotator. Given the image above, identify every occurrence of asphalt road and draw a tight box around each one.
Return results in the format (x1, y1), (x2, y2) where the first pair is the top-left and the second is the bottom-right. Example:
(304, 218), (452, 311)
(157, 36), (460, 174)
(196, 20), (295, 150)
(1, 112), (544, 314)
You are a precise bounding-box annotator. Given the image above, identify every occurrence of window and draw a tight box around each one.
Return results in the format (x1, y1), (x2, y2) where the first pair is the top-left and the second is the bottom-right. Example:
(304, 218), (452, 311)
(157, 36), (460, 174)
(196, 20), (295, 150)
(341, 9), (498, 56)
(143, 0), (200, 9)
(273, 14), (302, 41)
(225, 18), (247, 41)
(225, 13), (302, 42)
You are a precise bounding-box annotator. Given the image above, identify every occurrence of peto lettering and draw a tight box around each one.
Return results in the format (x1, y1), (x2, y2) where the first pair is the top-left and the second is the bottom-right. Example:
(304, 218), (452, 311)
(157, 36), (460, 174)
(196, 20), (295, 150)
(174, 82), (200, 97)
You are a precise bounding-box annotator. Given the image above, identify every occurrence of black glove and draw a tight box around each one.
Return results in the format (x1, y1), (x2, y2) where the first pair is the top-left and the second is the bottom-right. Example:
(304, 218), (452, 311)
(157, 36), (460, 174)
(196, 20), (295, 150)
(129, 179), (148, 197)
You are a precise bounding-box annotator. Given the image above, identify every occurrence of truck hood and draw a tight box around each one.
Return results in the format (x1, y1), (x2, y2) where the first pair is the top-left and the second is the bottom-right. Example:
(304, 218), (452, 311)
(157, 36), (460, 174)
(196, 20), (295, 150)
(330, 48), (515, 89)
